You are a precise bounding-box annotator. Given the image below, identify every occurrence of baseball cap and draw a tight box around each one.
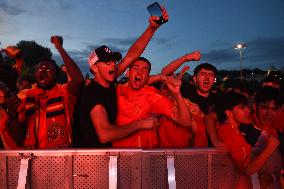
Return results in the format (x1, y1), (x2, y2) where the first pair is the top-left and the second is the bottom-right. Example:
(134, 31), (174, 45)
(88, 45), (122, 67)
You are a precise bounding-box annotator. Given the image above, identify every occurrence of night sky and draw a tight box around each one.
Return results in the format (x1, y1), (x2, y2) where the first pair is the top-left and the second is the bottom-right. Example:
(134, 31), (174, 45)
(1, 0), (284, 75)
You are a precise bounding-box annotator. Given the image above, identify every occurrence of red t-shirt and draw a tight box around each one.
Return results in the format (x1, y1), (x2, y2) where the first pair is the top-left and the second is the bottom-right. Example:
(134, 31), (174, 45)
(158, 98), (207, 147)
(218, 123), (252, 171)
(113, 84), (174, 148)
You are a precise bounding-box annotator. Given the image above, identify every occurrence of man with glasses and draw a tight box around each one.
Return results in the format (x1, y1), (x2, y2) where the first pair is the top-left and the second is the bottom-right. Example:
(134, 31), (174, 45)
(6, 36), (84, 149)
(73, 8), (169, 148)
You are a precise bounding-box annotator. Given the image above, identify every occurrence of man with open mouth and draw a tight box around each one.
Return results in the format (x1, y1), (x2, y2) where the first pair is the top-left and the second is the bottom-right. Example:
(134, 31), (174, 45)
(113, 57), (191, 148)
(73, 6), (169, 148)
(4, 36), (84, 149)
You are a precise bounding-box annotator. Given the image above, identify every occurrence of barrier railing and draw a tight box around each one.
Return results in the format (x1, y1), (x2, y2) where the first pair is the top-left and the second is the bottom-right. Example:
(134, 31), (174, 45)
(0, 148), (252, 189)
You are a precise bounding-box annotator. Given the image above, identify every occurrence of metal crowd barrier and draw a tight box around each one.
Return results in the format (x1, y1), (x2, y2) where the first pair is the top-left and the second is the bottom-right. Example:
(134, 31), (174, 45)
(0, 148), (252, 189)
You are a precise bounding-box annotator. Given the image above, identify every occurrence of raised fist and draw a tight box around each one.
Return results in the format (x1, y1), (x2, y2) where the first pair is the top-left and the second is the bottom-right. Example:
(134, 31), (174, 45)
(149, 6), (169, 28)
(165, 76), (181, 96)
(50, 36), (63, 48)
(185, 51), (201, 61)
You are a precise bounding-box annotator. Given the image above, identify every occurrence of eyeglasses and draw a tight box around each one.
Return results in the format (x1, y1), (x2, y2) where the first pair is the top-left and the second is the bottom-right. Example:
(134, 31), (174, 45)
(35, 65), (56, 72)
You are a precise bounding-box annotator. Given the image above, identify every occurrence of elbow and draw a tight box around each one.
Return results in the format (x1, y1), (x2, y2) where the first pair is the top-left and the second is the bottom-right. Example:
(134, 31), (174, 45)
(98, 135), (111, 144)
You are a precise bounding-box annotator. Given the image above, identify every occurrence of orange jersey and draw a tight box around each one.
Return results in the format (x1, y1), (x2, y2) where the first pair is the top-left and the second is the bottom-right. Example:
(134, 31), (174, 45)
(19, 84), (76, 149)
(113, 84), (174, 148)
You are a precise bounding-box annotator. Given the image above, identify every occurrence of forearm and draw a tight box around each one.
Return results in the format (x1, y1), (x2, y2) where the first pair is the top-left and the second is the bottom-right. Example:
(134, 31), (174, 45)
(98, 122), (142, 143)
(175, 93), (191, 127)
(117, 25), (157, 76)
(161, 55), (187, 76)
(148, 74), (163, 85)
(245, 147), (277, 175)
(204, 113), (219, 144)
(56, 46), (83, 84)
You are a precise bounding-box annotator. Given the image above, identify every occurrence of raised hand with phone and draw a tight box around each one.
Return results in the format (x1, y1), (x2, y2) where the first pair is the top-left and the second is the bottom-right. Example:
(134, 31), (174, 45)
(147, 2), (169, 28)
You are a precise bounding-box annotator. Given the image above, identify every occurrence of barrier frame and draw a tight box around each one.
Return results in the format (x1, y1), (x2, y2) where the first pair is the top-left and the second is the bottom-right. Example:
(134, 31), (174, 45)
(0, 148), (250, 189)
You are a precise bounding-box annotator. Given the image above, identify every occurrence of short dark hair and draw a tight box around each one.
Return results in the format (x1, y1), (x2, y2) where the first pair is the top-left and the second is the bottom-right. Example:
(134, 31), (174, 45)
(131, 57), (152, 73)
(194, 63), (217, 76)
(216, 92), (249, 123)
(255, 86), (283, 108)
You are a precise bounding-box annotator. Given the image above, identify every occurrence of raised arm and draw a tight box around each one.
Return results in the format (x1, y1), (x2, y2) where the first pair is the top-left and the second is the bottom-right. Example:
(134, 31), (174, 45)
(116, 7), (169, 77)
(161, 51), (201, 76)
(148, 74), (168, 85)
(90, 104), (159, 143)
(51, 36), (84, 96)
(165, 76), (192, 127)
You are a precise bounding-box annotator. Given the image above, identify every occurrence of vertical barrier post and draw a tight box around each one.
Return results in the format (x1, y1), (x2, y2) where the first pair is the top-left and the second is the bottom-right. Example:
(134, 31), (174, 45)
(67, 155), (74, 189)
(109, 152), (119, 189)
(17, 153), (33, 189)
(207, 153), (212, 189)
(166, 152), (176, 189)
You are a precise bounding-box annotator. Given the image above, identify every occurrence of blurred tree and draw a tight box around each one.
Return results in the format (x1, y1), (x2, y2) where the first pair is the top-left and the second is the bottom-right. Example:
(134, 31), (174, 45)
(15, 40), (55, 82)
(16, 40), (52, 67)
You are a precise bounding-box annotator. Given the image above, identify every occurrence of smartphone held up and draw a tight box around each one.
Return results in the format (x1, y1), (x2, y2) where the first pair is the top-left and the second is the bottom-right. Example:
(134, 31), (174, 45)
(147, 2), (167, 25)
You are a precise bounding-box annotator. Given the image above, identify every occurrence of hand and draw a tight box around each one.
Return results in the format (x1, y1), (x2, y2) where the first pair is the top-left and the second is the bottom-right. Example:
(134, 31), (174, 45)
(165, 76), (181, 96)
(185, 51), (201, 61)
(139, 116), (160, 130)
(5, 95), (21, 118)
(212, 139), (227, 152)
(149, 6), (169, 28)
(159, 75), (168, 82)
(50, 36), (63, 48)
(178, 65), (190, 79)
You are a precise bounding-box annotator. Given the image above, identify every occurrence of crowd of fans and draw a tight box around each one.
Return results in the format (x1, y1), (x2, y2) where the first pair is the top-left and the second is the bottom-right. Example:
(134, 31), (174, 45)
(0, 5), (283, 189)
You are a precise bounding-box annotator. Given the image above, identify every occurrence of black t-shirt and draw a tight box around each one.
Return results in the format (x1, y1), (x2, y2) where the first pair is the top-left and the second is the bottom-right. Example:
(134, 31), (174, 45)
(239, 124), (262, 146)
(181, 81), (222, 147)
(73, 81), (117, 148)
(181, 81), (219, 114)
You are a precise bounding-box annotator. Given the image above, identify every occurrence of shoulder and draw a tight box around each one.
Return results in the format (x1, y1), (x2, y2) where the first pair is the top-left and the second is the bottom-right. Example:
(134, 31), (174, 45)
(218, 124), (235, 138)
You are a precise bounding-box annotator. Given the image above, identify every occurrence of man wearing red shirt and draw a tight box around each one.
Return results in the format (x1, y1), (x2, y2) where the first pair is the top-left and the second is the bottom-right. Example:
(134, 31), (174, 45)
(113, 57), (191, 148)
